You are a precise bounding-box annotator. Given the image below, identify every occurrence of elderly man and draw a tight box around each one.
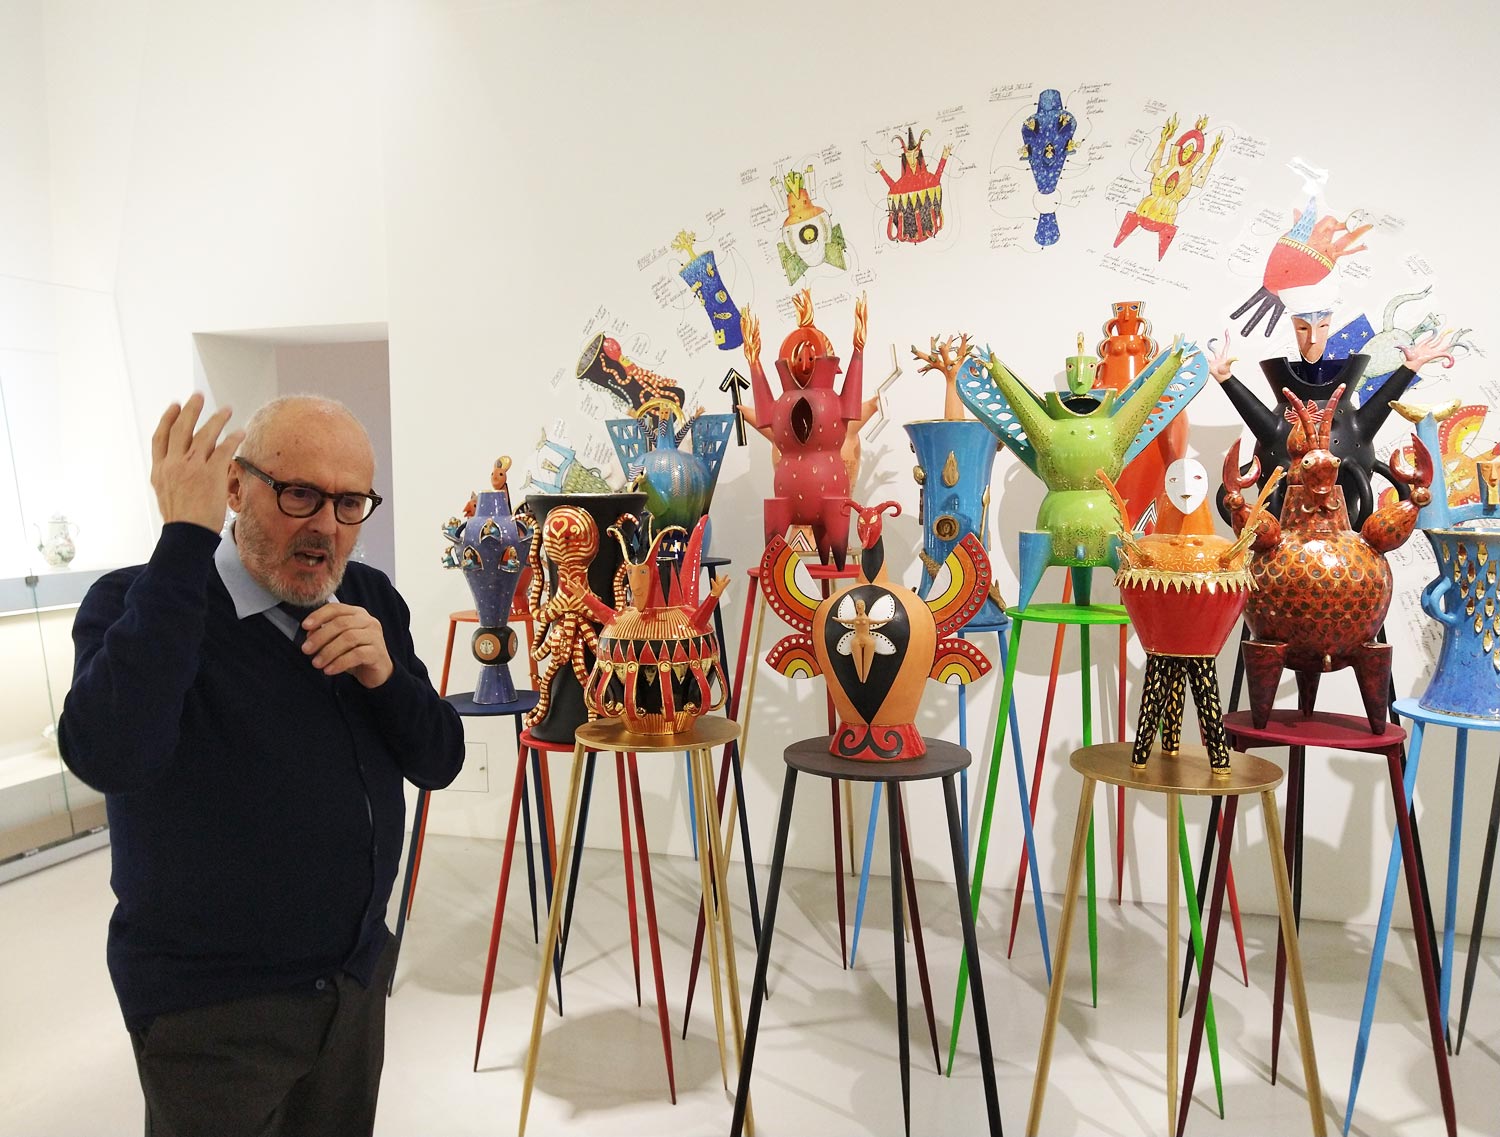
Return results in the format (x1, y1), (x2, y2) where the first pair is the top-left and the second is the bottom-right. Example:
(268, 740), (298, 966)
(59, 392), (464, 1137)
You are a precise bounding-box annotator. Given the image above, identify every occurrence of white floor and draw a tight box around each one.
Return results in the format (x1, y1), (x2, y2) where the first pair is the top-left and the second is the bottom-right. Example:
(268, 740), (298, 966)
(2, 835), (1495, 1136)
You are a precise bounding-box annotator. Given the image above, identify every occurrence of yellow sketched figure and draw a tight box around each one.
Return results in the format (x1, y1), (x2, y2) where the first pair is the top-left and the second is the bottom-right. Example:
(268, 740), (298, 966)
(1113, 114), (1224, 260)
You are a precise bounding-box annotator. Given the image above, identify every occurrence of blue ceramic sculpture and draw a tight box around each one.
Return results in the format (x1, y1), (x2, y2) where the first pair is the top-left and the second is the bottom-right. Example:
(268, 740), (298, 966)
(605, 400), (735, 536)
(441, 458), (534, 704)
(1412, 408), (1500, 719)
(904, 418), (1003, 626)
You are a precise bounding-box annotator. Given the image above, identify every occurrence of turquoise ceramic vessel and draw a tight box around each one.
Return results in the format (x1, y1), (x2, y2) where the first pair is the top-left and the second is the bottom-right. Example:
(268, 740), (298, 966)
(1413, 414), (1500, 718)
(904, 419), (1003, 626)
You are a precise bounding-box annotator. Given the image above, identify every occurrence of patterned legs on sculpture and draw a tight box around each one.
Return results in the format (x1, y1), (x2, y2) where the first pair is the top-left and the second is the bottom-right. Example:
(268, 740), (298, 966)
(1133, 655), (1232, 770)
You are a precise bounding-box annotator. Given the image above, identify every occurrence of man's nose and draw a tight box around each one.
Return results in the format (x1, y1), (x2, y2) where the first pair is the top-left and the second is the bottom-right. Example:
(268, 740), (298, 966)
(303, 497), (338, 532)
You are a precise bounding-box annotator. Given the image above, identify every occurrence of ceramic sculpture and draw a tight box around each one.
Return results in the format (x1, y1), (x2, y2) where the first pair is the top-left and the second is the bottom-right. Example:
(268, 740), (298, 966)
(1094, 301), (1185, 532)
(1063, 333), (1099, 400)
(1212, 322), (1460, 527)
(1095, 301), (1157, 391)
(36, 514), (79, 568)
(674, 230), (743, 350)
(1019, 88), (1077, 247)
(760, 501), (992, 761)
(874, 126), (949, 244)
(582, 515), (730, 735)
(576, 332), (687, 412)
(1409, 405), (1500, 719)
(522, 491), (647, 742)
(605, 399), (734, 536)
(741, 288), (867, 566)
(955, 332), (1207, 609)
(440, 457), (535, 704)
(1103, 456), (1274, 770)
(1112, 113), (1222, 260)
(906, 334), (1004, 625)
(1224, 385), (1432, 733)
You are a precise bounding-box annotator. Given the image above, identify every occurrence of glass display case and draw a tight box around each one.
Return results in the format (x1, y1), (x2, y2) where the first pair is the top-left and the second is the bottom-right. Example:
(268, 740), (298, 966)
(0, 282), (153, 880)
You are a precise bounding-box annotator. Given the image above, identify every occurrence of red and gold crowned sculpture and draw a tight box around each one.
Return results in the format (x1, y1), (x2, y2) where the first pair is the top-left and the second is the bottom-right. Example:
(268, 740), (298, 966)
(582, 515), (729, 735)
(1102, 457), (1275, 770)
(760, 501), (992, 760)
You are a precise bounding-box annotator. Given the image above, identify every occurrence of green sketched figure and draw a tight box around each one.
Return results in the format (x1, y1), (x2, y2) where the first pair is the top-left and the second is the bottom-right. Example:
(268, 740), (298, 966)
(956, 334), (1207, 608)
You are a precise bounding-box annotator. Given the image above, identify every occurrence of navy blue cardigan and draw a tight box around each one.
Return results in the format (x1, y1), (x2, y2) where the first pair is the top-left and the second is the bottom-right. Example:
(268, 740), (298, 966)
(59, 523), (465, 1029)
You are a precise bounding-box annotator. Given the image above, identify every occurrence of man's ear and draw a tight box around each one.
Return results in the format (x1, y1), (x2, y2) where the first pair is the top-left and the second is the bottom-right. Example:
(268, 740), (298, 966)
(226, 459), (246, 512)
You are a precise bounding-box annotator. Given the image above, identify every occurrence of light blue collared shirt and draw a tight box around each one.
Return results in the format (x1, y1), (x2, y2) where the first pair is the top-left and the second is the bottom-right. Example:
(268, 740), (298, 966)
(214, 522), (337, 640)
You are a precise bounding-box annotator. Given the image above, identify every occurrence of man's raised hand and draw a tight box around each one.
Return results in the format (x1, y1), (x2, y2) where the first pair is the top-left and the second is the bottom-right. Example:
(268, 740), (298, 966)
(149, 392), (244, 533)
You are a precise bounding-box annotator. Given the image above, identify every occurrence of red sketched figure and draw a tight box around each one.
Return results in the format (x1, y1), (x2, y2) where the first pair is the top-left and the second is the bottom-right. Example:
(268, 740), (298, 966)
(874, 126), (950, 244)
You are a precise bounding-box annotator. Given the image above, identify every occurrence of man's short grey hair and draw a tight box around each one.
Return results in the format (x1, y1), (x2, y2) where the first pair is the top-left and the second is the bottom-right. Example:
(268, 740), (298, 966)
(237, 394), (372, 467)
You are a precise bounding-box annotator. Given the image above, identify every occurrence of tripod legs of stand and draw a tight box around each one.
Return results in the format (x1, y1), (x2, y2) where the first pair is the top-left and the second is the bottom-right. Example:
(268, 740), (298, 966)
(1344, 718), (1461, 1137)
(1456, 749), (1500, 1053)
(1028, 773), (1102, 1137)
(1179, 788), (1331, 1134)
(852, 625), (1022, 965)
(1030, 770), (1325, 1137)
(517, 744), (683, 1136)
(683, 575), (766, 1034)
(732, 761), (1002, 1137)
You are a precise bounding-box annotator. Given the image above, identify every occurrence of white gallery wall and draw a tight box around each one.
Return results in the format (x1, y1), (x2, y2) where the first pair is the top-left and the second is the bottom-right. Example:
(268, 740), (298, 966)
(8, 0), (1499, 929)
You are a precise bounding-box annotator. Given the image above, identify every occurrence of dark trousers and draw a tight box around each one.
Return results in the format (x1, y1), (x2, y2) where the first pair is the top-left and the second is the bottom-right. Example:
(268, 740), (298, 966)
(128, 938), (397, 1137)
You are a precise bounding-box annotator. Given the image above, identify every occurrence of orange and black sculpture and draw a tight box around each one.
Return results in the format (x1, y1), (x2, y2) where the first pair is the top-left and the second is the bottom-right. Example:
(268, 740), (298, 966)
(1225, 385), (1432, 733)
(1102, 457), (1276, 770)
(760, 501), (992, 761)
(582, 515), (729, 735)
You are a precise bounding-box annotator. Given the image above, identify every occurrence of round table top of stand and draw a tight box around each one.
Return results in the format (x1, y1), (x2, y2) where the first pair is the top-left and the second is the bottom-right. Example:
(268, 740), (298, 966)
(1392, 696), (1500, 733)
(445, 690), (540, 717)
(804, 563), (859, 581)
(1223, 709), (1407, 753)
(701, 555), (733, 570)
(783, 735), (971, 783)
(574, 715), (741, 755)
(1072, 742), (1284, 797)
(1009, 601), (1130, 626)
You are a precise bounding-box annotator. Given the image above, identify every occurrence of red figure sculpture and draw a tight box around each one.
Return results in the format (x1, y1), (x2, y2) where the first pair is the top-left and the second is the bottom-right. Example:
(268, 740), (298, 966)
(1224, 385), (1432, 732)
(742, 288), (867, 567)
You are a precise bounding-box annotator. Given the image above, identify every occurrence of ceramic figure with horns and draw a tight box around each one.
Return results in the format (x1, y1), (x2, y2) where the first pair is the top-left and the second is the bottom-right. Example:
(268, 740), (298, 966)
(582, 515), (729, 735)
(1224, 384), (1432, 732)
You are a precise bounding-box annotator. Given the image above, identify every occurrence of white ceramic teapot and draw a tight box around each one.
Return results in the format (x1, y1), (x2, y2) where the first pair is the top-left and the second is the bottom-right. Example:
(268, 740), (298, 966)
(35, 514), (79, 567)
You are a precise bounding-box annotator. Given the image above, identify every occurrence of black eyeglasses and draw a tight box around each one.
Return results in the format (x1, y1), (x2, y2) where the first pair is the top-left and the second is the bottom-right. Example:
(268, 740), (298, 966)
(235, 457), (383, 525)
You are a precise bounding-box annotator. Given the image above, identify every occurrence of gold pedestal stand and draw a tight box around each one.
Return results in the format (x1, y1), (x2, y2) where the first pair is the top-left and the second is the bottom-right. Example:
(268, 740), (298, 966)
(518, 716), (752, 1135)
(1027, 742), (1324, 1137)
